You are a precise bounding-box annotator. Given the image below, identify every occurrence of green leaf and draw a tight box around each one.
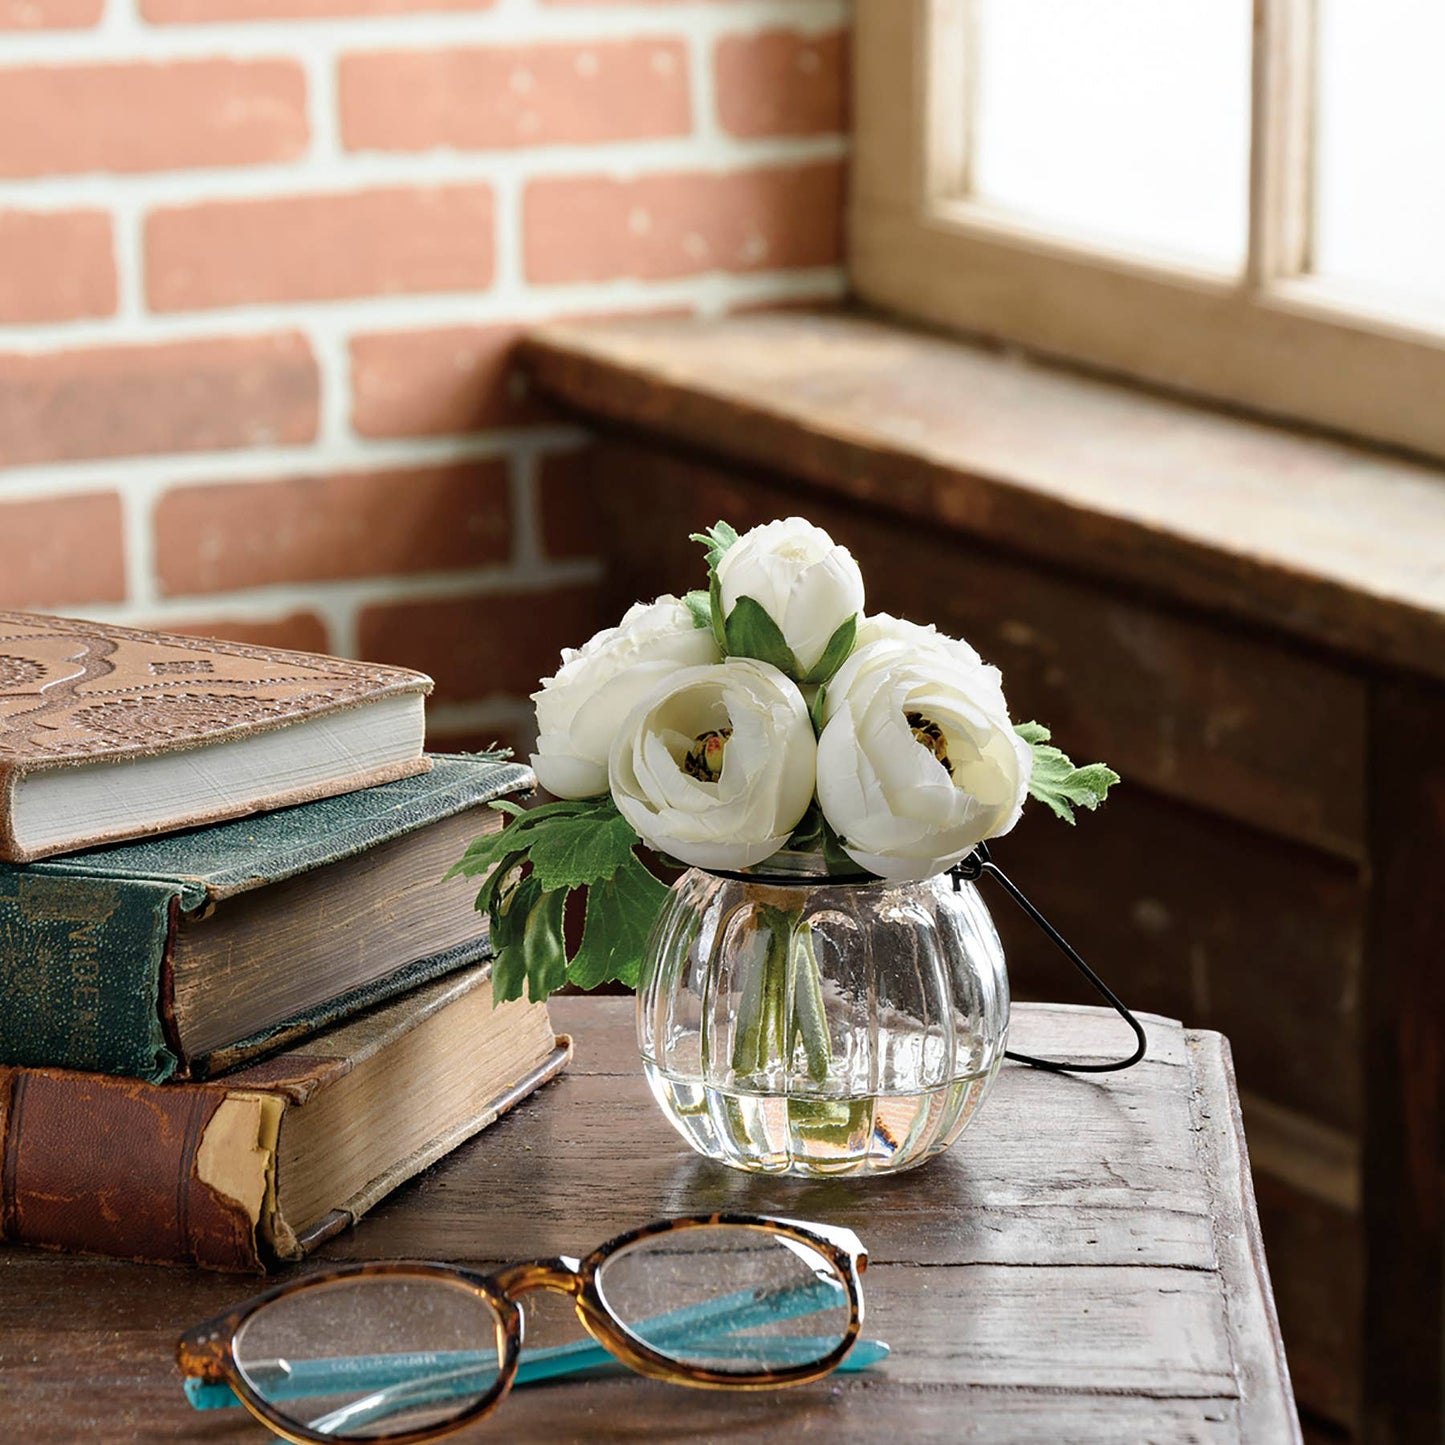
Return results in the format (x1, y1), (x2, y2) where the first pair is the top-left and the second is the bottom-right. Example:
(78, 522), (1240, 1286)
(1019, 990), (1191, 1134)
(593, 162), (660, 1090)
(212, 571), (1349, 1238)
(500, 798), (594, 827)
(568, 852), (671, 990)
(446, 798), (592, 880)
(801, 613), (858, 685)
(683, 590), (712, 630)
(488, 871), (532, 1002)
(1017, 720), (1120, 824)
(808, 682), (829, 734)
(526, 800), (640, 893)
(689, 520), (739, 576)
(491, 873), (569, 1004)
(471, 848), (528, 920)
(488, 799), (528, 818)
(724, 595), (801, 677)
(446, 828), (518, 880)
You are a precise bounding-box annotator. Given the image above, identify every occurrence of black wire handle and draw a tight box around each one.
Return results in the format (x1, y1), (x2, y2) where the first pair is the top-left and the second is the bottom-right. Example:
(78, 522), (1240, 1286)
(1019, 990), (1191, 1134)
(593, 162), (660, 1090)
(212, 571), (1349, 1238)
(949, 842), (1147, 1074)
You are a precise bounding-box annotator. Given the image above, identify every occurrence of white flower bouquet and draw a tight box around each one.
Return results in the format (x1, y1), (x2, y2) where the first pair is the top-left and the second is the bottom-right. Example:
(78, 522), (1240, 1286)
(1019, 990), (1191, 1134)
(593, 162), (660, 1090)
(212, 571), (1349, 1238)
(452, 517), (1117, 1005)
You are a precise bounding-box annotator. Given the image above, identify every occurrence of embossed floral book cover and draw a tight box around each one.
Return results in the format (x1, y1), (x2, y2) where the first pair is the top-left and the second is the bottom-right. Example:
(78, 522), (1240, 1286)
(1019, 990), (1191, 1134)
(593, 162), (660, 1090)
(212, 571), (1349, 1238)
(0, 610), (432, 863)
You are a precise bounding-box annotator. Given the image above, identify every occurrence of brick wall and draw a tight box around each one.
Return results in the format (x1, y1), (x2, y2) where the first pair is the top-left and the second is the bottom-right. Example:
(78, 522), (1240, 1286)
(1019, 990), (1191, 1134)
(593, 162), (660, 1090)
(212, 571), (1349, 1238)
(0, 0), (848, 753)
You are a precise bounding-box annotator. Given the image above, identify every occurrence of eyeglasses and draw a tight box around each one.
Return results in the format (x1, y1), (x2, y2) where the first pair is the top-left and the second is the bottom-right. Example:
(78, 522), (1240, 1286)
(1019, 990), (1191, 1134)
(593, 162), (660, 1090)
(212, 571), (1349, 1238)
(177, 1212), (878, 1443)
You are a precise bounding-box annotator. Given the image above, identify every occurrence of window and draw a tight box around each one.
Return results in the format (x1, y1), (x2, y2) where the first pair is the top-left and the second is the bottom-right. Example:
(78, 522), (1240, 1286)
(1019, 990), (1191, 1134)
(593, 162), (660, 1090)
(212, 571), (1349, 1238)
(852, 0), (1445, 462)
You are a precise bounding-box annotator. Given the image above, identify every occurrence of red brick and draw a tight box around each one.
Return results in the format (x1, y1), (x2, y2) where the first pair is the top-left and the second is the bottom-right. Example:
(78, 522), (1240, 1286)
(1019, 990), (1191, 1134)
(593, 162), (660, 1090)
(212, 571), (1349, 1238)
(0, 333), (318, 468)
(0, 210), (115, 323)
(154, 460), (512, 595)
(537, 448), (603, 561)
(146, 0), (488, 20)
(715, 29), (847, 138)
(0, 0), (102, 28)
(146, 186), (494, 311)
(524, 161), (845, 283)
(155, 611), (332, 654)
(340, 39), (690, 153)
(349, 324), (541, 439)
(0, 493), (124, 607)
(0, 61), (306, 178)
(357, 585), (609, 704)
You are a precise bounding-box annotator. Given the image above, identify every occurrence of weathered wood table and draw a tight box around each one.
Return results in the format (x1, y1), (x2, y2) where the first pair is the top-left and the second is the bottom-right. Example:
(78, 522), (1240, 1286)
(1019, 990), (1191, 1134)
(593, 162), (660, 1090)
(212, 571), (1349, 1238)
(0, 998), (1298, 1442)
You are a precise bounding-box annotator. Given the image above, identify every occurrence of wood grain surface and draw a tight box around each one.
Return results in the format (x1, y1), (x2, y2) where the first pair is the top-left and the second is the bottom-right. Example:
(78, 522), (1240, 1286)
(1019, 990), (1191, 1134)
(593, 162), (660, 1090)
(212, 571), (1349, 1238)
(0, 998), (1299, 1443)
(522, 311), (1445, 684)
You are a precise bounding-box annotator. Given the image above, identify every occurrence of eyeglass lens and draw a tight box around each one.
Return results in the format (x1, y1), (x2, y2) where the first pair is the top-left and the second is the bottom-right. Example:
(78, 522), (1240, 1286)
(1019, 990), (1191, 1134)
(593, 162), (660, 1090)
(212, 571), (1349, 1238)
(596, 1225), (853, 1374)
(232, 1274), (506, 1440)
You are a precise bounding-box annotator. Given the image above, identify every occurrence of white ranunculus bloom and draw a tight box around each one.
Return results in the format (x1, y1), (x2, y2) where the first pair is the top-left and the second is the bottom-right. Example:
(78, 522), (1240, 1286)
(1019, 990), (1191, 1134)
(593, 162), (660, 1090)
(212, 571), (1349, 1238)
(825, 614), (1007, 724)
(609, 658), (816, 871)
(816, 638), (1032, 882)
(716, 517), (864, 676)
(530, 596), (720, 799)
(853, 611), (987, 669)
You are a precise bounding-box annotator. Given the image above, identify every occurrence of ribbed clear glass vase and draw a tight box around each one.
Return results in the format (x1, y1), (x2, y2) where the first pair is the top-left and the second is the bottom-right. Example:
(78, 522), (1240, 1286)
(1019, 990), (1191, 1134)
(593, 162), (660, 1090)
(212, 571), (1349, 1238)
(635, 856), (1010, 1177)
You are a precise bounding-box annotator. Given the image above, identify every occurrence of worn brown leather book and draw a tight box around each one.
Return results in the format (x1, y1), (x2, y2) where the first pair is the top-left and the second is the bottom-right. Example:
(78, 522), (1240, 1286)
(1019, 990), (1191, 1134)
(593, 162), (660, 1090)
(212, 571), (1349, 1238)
(0, 610), (432, 863)
(0, 961), (569, 1272)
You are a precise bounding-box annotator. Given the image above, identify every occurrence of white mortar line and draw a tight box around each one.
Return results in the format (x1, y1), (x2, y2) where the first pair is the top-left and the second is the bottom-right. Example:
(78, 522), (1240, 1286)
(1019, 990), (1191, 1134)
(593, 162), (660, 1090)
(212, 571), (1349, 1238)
(688, 9), (722, 145)
(310, 324), (354, 446)
(488, 169), (525, 298)
(301, 35), (342, 164)
(0, 265), (846, 349)
(506, 446), (542, 570)
(320, 593), (359, 657)
(0, 426), (590, 497)
(117, 472), (161, 610)
(106, 195), (146, 322)
(0, 133), (848, 210)
(73, 555), (607, 630)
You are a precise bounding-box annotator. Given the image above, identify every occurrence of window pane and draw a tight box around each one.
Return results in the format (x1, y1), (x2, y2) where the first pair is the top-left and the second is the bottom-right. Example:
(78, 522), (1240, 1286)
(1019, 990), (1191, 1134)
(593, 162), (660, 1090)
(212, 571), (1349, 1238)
(1314, 0), (1445, 313)
(969, 0), (1253, 268)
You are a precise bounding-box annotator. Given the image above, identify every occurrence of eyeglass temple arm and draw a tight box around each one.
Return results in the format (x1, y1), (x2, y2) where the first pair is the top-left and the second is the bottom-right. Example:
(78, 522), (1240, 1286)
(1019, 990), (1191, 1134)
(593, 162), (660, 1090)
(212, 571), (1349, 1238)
(184, 1274), (885, 1414)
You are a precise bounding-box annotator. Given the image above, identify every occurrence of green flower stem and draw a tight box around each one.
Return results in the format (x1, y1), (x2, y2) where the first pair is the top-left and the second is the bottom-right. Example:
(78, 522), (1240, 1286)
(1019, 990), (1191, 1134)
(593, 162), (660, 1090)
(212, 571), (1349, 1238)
(730, 901), (832, 1085)
(728, 920), (773, 1077)
(790, 922), (832, 1084)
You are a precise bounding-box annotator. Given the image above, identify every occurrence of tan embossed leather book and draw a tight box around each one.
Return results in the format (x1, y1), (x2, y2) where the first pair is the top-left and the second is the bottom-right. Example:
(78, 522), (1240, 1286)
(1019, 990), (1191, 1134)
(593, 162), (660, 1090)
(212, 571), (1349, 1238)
(0, 961), (571, 1272)
(0, 610), (432, 863)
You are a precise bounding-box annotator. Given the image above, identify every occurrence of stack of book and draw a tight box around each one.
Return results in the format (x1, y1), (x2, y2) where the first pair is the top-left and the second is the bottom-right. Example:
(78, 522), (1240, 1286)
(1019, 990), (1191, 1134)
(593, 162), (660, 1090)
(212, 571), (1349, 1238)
(0, 610), (567, 1271)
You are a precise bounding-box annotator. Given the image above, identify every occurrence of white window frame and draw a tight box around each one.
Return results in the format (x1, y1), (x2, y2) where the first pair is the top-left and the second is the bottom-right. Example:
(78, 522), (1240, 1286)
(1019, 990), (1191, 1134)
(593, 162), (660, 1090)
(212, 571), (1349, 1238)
(850, 0), (1445, 463)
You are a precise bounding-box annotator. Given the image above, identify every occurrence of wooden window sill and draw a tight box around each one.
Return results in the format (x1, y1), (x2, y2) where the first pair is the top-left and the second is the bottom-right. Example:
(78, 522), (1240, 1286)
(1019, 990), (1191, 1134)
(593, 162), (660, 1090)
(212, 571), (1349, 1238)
(522, 308), (1445, 684)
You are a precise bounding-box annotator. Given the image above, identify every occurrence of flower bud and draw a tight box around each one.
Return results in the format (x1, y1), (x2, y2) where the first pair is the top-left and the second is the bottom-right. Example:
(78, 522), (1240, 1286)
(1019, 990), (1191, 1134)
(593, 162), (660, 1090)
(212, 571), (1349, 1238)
(716, 518), (863, 680)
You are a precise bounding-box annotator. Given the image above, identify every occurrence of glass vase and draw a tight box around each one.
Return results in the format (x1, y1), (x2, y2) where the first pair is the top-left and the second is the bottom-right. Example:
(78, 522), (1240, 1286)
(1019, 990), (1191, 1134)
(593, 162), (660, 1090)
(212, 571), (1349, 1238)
(635, 857), (1010, 1177)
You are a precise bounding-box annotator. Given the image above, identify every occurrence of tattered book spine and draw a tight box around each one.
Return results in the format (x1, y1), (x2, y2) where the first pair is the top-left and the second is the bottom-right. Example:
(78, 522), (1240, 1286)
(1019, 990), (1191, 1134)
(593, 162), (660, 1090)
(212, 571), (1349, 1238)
(0, 1067), (276, 1272)
(0, 870), (182, 1081)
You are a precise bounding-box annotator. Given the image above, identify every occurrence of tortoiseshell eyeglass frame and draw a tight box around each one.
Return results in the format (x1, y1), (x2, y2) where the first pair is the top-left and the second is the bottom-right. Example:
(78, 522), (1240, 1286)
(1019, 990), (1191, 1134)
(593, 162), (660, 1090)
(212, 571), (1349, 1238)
(176, 1211), (868, 1445)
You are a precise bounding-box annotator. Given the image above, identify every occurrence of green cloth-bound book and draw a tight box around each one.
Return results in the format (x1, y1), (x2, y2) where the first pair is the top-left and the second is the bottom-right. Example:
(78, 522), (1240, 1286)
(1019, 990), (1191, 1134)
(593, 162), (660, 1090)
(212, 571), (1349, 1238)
(0, 754), (532, 1082)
